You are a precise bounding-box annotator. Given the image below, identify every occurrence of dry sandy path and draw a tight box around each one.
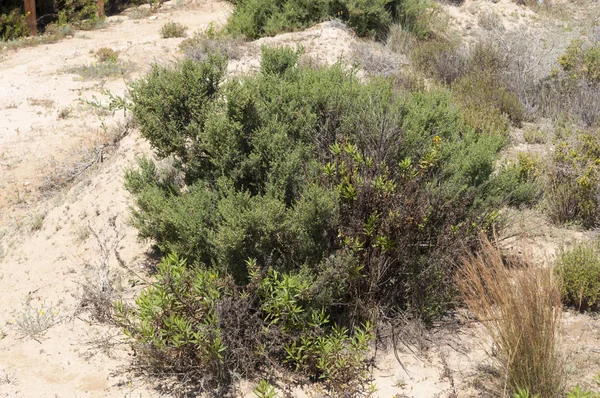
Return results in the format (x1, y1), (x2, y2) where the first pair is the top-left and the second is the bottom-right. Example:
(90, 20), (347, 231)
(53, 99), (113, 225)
(0, 2), (230, 396)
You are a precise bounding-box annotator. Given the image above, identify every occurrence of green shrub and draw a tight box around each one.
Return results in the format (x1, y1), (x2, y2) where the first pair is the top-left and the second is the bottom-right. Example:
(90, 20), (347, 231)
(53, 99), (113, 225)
(56, 0), (105, 30)
(95, 47), (119, 63)
(559, 39), (600, 84)
(556, 241), (600, 311)
(0, 9), (28, 41)
(115, 253), (374, 392)
(451, 44), (524, 132)
(488, 153), (542, 208)
(225, 0), (434, 40)
(546, 129), (600, 228)
(120, 47), (519, 389)
(160, 21), (188, 38)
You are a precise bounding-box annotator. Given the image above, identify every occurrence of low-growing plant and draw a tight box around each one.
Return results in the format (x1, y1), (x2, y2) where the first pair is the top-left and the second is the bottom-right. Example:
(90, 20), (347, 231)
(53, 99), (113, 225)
(30, 212), (45, 231)
(160, 21), (188, 38)
(567, 385), (598, 398)
(253, 380), (278, 398)
(13, 300), (59, 337)
(95, 47), (119, 63)
(555, 241), (600, 312)
(180, 24), (242, 62)
(523, 128), (546, 144)
(67, 60), (135, 80)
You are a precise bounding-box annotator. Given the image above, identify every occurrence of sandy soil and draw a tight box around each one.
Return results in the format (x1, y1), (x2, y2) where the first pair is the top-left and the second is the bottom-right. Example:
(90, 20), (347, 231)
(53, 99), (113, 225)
(1, 0), (600, 396)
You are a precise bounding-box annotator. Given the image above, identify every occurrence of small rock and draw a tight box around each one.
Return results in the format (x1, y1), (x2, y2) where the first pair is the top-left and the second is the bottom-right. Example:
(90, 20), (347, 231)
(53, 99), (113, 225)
(149, 16), (158, 20)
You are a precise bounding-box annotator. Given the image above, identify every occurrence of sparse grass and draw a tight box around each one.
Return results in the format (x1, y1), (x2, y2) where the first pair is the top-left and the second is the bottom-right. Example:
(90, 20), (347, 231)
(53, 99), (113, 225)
(523, 128), (547, 144)
(352, 40), (399, 76)
(179, 26), (243, 61)
(41, 118), (134, 192)
(67, 60), (135, 80)
(13, 300), (59, 338)
(478, 10), (503, 31)
(27, 97), (55, 109)
(0, 369), (15, 385)
(78, 221), (123, 323)
(458, 236), (563, 397)
(30, 212), (45, 232)
(160, 21), (188, 38)
(74, 225), (91, 243)
(0, 23), (76, 55)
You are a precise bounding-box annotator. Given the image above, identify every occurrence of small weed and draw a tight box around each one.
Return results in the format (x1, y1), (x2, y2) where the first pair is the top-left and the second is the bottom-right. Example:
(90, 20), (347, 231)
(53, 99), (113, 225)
(253, 380), (278, 398)
(57, 106), (73, 119)
(75, 225), (91, 243)
(13, 300), (58, 338)
(30, 212), (45, 232)
(94, 47), (119, 63)
(523, 128), (547, 144)
(160, 21), (188, 38)
(566, 385), (598, 398)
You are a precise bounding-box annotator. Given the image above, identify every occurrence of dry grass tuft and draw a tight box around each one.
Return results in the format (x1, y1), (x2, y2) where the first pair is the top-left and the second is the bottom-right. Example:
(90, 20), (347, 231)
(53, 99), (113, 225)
(458, 235), (564, 397)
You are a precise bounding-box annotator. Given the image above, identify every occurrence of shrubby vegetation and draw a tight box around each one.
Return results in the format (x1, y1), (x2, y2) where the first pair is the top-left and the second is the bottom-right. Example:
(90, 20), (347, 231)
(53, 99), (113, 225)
(0, 8), (28, 41)
(538, 38), (600, 127)
(545, 127), (600, 228)
(556, 241), (600, 312)
(224, 0), (436, 40)
(0, 0), (165, 41)
(160, 21), (187, 38)
(116, 47), (533, 392)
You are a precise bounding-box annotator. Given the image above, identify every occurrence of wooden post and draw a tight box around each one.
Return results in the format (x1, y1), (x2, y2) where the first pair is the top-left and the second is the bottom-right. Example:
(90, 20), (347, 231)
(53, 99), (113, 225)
(97, 0), (105, 17)
(24, 0), (37, 36)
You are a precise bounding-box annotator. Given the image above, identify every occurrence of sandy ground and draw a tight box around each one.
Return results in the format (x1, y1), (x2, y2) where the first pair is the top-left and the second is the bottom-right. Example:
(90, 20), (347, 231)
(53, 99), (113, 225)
(1, 0), (600, 396)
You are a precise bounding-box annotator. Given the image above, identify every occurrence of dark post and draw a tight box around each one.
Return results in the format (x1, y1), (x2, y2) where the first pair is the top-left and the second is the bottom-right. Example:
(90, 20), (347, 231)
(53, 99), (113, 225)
(24, 0), (37, 36)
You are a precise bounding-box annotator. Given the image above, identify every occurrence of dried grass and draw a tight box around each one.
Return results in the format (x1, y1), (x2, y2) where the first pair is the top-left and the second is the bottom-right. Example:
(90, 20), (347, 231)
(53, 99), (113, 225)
(457, 235), (563, 397)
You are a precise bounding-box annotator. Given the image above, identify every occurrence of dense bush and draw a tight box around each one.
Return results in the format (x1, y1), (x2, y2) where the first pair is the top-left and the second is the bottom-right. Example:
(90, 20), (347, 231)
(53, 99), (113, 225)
(411, 41), (524, 134)
(546, 128), (600, 228)
(120, 47), (525, 390)
(0, 8), (29, 41)
(555, 241), (600, 311)
(225, 0), (433, 40)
